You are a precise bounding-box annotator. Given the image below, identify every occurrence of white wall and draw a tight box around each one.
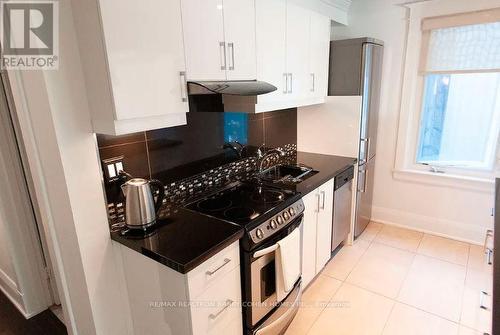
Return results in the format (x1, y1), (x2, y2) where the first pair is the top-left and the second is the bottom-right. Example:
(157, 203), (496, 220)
(327, 0), (496, 243)
(298, 96), (362, 158)
(6, 0), (133, 333)
(0, 87), (53, 317)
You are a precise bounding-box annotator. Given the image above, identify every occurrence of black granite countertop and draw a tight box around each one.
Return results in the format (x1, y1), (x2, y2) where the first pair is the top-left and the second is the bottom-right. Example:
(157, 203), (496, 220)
(275, 151), (357, 195)
(111, 207), (243, 274)
(111, 151), (355, 275)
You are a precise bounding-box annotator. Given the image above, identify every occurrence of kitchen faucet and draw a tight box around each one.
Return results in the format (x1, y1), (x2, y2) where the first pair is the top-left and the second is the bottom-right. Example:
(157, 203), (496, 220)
(222, 141), (245, 158)
(256, 145), (286, 172)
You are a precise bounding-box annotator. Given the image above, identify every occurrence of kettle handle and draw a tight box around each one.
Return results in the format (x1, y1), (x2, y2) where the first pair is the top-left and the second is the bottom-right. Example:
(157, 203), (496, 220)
(149, 180), (165, 214)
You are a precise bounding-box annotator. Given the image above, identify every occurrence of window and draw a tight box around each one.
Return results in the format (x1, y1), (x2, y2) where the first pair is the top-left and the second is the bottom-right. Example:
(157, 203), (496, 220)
(416, 18), (500, 171)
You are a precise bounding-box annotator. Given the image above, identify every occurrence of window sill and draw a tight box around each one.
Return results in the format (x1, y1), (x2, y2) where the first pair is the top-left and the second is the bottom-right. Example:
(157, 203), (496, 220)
(392, 168), (495, 193)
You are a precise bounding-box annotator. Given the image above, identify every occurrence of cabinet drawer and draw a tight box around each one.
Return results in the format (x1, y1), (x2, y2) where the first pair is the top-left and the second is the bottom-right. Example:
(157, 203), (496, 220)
(190, 267), (242, 335)
(207, 313), (243, 335)
(461, 287), (492, 334)
(187, 241), (240, 298)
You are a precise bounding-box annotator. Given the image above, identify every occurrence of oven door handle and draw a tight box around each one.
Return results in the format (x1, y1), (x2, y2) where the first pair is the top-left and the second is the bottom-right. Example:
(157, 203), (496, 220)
(253, 244), (279, 258)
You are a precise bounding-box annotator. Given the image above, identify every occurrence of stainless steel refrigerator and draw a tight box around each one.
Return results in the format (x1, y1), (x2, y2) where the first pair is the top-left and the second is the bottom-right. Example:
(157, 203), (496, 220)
(328, 38), (384, 238)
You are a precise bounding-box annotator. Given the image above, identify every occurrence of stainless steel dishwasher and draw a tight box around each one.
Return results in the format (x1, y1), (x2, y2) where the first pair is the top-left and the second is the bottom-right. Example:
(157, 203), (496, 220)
(331, 166), (354, 251)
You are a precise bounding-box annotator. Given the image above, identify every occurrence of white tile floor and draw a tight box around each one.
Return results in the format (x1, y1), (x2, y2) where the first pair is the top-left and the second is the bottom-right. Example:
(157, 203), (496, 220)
(285, 222), (492, 335)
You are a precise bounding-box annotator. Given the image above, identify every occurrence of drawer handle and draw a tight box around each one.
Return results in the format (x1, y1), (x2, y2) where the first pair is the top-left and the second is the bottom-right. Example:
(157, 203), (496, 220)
(479, 291), (490, 310)
(209, 299), (233, 320)
(205, 258), (231, 276)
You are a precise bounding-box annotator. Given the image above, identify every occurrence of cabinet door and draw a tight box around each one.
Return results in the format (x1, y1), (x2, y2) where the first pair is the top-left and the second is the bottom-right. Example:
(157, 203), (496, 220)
(286, 2), (310, 101)
(99, 0), (188, 120)
(308, 12), (331, 99)
(181, 0), (226, 80)
(255, 0), (286, 105)
(301, 189), (319, 288)
(224, 0), (257, 80)
(316, 178), (334, 271)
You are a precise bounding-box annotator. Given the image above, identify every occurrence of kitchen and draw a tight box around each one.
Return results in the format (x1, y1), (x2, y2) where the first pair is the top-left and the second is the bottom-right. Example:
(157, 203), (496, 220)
(0, 0), (498, 335)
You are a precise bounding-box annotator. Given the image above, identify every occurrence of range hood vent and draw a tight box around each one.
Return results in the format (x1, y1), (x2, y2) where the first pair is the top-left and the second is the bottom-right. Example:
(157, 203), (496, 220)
(187, 80), (277, 113)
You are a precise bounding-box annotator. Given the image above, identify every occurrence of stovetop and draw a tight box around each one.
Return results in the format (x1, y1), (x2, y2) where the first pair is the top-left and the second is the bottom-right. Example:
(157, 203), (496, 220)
(185, 181), (300, 228)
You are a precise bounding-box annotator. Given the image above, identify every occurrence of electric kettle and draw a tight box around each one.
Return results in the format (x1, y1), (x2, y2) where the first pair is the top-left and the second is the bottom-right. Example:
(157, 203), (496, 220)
(120, 178), (165, 229)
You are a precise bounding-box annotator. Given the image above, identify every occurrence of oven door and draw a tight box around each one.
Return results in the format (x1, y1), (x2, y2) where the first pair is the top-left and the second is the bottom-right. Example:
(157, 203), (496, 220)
(250, 216), (303, 327)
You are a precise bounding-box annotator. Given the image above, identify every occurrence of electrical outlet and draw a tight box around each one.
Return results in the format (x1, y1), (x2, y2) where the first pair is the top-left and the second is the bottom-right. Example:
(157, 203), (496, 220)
(102, 156), (125, 182)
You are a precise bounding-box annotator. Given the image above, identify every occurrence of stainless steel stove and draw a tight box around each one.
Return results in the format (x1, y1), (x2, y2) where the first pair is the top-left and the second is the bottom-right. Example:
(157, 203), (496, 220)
(185, 181), (304, 335)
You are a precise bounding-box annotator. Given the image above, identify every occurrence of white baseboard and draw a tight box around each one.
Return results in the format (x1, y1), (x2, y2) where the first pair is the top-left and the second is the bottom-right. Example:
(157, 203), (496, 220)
(371, 206), (488, 245)
(0, 268), (30, 317)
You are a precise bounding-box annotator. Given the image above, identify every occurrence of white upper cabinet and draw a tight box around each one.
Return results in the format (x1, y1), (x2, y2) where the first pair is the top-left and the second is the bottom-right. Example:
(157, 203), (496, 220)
(308, 11), (331, 99)
(182, 0), (256, 81)
(255, 0), (287, 106)
(255, 0), (331, 113)
(286, 2), (311, 102)
(73, 0), (188, 135)
(181, 0), (226, 80)
(224, 0), (257, 80)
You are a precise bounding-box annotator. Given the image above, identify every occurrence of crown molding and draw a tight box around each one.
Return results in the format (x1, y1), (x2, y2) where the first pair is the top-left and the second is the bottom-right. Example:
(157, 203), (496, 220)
(320, 0), (352, 12)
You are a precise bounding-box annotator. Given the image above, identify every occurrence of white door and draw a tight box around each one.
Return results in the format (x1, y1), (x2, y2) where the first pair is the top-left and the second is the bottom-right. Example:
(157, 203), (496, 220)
(223, 0), (257, 80)
(316, 179), (334, 271)
(285, 2), (310, 101)
(181, 0), (226, 80)
(255, 0), (286, 104)
(308, 11), (331, 99)
(301, 189), (319, 288)
(100, 0), (189, 120)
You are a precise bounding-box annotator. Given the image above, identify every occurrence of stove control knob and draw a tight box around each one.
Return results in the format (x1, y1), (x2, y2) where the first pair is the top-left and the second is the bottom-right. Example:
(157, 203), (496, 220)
(289, 208), (296, 216)
(270, 220), (277, 229)
(283, 212), (290, 221)
(256, 228), (264, 239)
(277, 216), (284, 225)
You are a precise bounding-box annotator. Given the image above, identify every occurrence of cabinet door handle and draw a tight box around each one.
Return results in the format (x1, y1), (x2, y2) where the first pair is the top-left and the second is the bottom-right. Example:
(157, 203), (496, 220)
(288, 73), (293, 93)
(484, 229), (494, 255)
(310, 73), (315, 92)
(479, 291), (490, 310)
(179, 71), (187, 102)
(228, 42), (235, 70)
(283, 73), (288, 94)
(205, 258), (231, 276)
(316, 193), (321, 213)
(219, 42), (227, 70)
(358, 168), (367, 193)
(320, 190), (326, 210)
(485, 248), (493, 265)
(209, 299), (233, 320)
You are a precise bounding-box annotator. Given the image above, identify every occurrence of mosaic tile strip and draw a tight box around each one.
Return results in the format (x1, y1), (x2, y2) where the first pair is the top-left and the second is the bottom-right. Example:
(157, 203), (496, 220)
(107, 144), (297, 230)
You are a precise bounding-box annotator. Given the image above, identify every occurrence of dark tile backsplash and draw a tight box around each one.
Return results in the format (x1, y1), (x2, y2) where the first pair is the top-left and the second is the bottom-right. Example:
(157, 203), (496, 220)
(96, 95), (297, 204)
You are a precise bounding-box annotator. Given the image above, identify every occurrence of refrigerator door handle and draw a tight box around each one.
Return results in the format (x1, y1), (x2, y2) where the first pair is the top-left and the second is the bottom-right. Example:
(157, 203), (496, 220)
(364, 166), (369, 193)
(367, 138), (371, 160)
(360, 138), (369, 164)
(358, 168), (366, 193)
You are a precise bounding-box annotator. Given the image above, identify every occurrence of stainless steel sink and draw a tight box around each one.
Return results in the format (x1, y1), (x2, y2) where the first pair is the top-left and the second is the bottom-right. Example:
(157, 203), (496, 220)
(258, 165), (317, 184)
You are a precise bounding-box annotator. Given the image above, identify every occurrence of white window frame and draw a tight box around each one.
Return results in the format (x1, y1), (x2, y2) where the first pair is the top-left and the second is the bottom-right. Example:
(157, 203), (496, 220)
(394, 0), (500, 193)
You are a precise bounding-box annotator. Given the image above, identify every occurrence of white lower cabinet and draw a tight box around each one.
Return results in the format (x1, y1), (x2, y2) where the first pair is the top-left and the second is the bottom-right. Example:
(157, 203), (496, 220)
(119, 241), (242, 335)
(460, 230), (493, 334)
(301, 178), (334, 287)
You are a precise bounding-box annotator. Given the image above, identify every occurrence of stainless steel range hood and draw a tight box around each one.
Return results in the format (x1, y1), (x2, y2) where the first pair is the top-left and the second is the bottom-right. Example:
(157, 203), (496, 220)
(187, 80), (277, 113)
